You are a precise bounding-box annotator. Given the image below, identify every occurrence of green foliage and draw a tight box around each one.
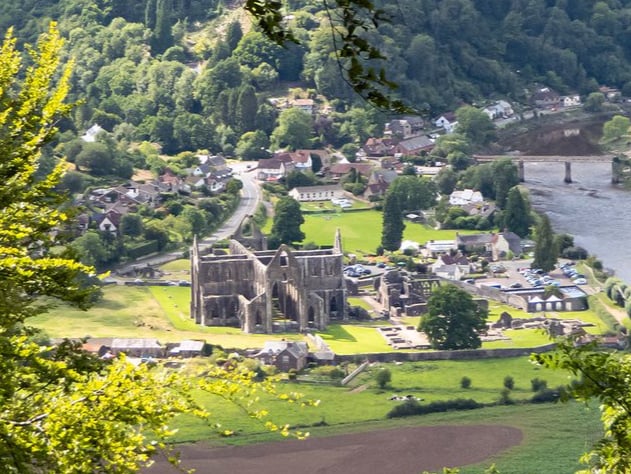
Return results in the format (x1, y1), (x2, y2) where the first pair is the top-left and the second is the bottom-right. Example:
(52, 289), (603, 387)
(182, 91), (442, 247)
(531, 378), (548, 392)
(270, 196), (305, 247)
(602, 115), (631, 143)
(386, 398), (483, 419)
(375, 368), (392, 389)
(503, 186), (530, 237)
(455, 105), (496, 146)
(503, 375), (515, 390)
(532, 339), (631, 473)
(460, 376), (472, 389)
(533, 214), (557, 272)
(380, 191), (405, 251)
(419, 285), (489, 350)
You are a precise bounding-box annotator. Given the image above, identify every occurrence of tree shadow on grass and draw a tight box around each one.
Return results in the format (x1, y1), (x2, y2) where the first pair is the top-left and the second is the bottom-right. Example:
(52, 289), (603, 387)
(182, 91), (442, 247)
(320, 325), (357, 342)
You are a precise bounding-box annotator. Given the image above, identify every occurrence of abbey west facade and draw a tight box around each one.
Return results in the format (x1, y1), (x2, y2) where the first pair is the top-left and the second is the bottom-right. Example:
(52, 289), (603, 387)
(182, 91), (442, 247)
(190, 230), (347, 333)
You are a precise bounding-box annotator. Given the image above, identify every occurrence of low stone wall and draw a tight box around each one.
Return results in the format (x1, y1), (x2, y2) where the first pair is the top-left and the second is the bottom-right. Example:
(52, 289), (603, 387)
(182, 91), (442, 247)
(334, 343), (557, 363)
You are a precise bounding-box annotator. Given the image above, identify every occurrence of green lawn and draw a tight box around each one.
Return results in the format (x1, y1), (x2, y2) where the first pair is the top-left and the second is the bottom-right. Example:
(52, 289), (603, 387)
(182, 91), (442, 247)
(300, 209), (478, 254)
(170, 357), (601, 474)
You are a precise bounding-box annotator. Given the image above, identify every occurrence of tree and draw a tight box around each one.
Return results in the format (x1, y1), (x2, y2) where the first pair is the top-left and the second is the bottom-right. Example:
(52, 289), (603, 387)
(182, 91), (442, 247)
(236, 130), (270, 160)
(455, 105), (496, 146)
(270, 196), (305, 246)
(120, 214), (144, 238)
(75, 142), (116, 176)
(381, 191), (405, 252)
(243, 0), (408, 112)
(419, 285), (488, 350)
(435, 167), (458, 196)
(532, 339), (631, 473)
(0, 24), (307, 472)
(584, 92), (605, 112)
(270, 108), (313, 150)
(503, 186), (530, 237)
(532, 214), (557, 272)
(602, 115), (630, 143)
(386, 176), (438, 213)
(375, 368), (392, 389)
(491, 159), (519, 209)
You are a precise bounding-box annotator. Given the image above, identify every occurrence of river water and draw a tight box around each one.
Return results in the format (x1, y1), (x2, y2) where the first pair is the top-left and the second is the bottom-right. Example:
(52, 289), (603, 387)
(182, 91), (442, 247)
(503, 120), (631, 282)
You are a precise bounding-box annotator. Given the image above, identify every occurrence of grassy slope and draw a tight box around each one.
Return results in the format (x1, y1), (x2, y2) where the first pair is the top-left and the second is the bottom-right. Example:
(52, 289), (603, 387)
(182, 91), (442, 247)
(171, 357), (601, 474)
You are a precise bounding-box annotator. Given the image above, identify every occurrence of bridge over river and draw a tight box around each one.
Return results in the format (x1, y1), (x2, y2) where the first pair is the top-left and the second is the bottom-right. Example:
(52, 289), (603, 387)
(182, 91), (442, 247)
(474, 154), (618, 183)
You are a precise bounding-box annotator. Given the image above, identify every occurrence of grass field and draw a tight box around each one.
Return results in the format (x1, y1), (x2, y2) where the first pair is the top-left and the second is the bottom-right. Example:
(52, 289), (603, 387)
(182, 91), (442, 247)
(300, 209), (478, 254)
(169, 356), (601, 474)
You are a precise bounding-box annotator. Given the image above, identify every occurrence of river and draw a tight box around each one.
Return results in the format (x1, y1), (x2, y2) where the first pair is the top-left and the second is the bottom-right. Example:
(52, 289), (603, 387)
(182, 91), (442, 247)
(502, 119), (631, 283)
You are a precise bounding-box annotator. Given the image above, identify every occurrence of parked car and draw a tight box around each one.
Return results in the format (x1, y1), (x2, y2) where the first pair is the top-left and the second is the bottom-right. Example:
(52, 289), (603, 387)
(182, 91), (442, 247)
(574, 278), (587, 285)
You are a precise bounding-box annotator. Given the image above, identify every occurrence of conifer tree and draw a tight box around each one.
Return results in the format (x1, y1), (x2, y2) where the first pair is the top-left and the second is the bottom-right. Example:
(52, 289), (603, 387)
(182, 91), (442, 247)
(503, 186), (530, 237)
(381, 192), (405, 252)
(532, 214), (557, 272)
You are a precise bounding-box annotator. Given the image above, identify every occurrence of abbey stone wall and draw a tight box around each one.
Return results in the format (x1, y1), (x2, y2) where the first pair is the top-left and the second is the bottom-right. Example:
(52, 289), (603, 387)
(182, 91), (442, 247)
(191, 231), (347, 333)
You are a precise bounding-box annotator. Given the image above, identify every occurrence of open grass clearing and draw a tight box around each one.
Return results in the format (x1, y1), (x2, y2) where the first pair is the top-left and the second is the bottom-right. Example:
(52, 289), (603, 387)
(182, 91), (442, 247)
(300, 209), (478, 255)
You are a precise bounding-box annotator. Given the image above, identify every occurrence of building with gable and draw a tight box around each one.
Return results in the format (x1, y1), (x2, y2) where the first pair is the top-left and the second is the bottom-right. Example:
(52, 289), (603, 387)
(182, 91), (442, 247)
(191, 230), (347, 334)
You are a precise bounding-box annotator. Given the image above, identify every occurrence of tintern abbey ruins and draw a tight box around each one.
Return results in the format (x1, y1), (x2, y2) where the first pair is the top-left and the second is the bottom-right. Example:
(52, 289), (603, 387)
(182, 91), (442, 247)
(190, 227), (347, 333)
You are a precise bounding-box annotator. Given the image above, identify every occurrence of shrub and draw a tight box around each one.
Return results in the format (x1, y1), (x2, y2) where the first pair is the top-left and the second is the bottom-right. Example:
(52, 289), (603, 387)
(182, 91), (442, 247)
(386, 398), (483, 419)
(288, 369), (298, 380)
(375, 368), (392, 388)
(503, 375), (515, 390)
(460, 376), (472, 389)
(531, 377), (548, 392)
(498, 388), (514, 405)
(531, 388), (561, 403)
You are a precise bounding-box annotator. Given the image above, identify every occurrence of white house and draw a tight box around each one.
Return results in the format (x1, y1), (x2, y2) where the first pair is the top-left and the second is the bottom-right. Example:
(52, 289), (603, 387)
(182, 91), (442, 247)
(81, 124), (105, 142)
(482, 100), (514, 120)
(434, 113), (458, 133)
(288, 184), (345, 202)
(561, 95), (581, 107)
(449, 189), (484, 206)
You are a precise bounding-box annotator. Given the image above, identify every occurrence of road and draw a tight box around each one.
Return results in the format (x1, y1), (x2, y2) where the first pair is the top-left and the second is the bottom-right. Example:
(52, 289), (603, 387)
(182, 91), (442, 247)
(114, 161), (260, 275)
(196, 161), (261, 252)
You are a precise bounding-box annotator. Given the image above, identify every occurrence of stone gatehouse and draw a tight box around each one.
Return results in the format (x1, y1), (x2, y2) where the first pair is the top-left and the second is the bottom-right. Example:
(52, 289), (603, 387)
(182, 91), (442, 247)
(190, 230), (347, 333)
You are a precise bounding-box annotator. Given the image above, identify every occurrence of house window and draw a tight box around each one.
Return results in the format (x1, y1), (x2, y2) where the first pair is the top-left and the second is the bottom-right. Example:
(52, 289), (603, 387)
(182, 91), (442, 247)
(282, 356), (290, 363)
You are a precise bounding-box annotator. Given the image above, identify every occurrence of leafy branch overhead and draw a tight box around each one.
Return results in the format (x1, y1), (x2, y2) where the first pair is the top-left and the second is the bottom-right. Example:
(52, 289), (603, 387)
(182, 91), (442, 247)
(244, 0), (411, 112)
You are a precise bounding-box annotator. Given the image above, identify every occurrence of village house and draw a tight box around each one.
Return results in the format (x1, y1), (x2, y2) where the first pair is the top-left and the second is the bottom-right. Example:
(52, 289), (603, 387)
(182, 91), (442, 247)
(256, 156), (294, 181)
(456, 232), (494, 254)
(491, 231), (522, 260)
(253, 341), (309, 371)
(290, 98), (315, 114)
(395, 135), (435, 156)
(531, 87), (560, 108)
(363, 169), (398, 200)
(168, 340), (207, 358)
(449, 189), (484, 206)
(599, 86), (621, 101)
(431, 254), (472, 281)
(423, 239), (458, 256)
(561, 94), (581, 107)
(385, 119), (413, 139)
(288, 184), (345, 202)
(482, 100), (514, 120)
(362, 137), (396, 157)
(81, 123), (105, 143)
(433, 112), (458, 133)
(327, 162), (374, 180)
(93, 210), (122, 234)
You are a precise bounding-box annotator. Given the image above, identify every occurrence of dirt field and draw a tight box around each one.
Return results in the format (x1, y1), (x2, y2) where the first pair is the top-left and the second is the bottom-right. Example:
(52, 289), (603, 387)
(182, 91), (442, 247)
(146, 424), (523, 474)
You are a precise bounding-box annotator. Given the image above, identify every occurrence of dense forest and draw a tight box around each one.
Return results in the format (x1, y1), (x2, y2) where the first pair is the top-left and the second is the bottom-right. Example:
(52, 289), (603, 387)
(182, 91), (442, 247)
(5, 0), (631, 159)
